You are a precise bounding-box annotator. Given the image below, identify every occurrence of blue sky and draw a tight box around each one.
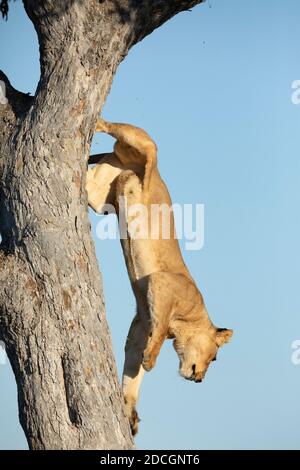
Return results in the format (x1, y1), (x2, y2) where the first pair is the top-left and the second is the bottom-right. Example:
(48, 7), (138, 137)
(0, 0), (300, 450)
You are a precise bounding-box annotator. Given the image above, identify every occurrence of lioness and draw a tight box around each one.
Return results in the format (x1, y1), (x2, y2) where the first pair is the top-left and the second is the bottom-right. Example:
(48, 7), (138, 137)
(87, 118), (233, 435)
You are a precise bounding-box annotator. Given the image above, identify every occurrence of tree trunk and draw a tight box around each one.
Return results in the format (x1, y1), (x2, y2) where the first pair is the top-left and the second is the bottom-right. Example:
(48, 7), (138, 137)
(0, 0), (204, 450)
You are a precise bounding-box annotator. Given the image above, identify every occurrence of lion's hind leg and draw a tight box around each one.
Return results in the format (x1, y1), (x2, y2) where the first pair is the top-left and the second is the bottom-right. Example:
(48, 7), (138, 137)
(86, 154), (123, 213)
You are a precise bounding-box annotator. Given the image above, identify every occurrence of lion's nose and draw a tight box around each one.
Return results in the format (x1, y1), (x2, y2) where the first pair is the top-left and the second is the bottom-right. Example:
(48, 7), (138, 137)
(194, 370), (205, 382)
(190, 365), (204, 382)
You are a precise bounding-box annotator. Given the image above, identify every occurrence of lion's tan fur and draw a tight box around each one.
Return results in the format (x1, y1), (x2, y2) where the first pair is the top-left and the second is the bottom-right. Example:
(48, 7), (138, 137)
(87, 119), (233, 435)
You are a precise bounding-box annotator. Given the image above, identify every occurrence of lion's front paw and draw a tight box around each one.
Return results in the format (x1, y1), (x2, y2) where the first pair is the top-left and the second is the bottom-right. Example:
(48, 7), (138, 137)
(95, 118), (108, 133)
(142, 351), (156, 371)
(124, 397), (140, 436)
(129, 406), (140, 436)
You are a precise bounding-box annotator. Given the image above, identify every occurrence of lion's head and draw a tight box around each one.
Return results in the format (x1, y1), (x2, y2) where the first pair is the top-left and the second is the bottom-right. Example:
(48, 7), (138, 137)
(173, 326), (233, 382)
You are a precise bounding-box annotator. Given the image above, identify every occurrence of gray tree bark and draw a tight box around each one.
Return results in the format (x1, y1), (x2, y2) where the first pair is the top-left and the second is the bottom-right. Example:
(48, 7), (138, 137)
(0, 0), (204, 450)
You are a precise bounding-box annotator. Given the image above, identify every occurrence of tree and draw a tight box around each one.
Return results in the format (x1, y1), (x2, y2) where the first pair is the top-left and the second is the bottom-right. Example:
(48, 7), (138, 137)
(0, 0), (204, 450)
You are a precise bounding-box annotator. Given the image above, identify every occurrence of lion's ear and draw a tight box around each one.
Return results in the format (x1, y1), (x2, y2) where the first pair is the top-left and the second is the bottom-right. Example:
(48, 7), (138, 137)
(215, 328), (233, 347)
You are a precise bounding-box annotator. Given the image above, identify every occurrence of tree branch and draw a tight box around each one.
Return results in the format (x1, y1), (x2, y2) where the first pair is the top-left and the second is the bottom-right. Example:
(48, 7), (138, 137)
(138, 0), (206, 43)
(106, 0), (206, 44)
(0, 70), (33, 174)
(0, 70), (33, 121)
